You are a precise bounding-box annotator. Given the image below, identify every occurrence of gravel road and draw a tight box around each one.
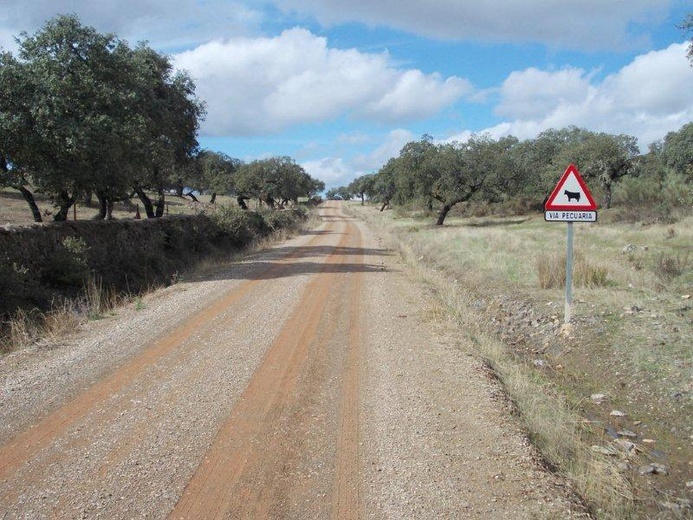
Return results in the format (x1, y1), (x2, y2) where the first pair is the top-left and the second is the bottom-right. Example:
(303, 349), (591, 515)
(0, 202), (583, 519)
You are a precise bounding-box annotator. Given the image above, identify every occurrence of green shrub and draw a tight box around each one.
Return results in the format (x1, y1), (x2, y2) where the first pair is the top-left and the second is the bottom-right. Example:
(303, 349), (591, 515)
(210, 205), (270, 246)
(262, 207), (307, 231)
(609, 171), (693, 224)
(42, 236), (90, 290)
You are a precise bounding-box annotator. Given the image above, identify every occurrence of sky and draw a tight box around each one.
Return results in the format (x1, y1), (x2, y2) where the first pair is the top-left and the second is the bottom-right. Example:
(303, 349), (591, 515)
(1, 1), (692, 189)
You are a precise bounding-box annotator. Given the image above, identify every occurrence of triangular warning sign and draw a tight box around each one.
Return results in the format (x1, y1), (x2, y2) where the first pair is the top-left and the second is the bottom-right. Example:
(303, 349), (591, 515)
(545, 164), (598, 211)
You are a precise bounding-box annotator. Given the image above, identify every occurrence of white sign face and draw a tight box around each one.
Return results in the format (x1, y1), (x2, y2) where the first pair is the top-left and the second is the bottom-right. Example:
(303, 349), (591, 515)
(551, 176), (589, 206)
(544, 210), (597, 222)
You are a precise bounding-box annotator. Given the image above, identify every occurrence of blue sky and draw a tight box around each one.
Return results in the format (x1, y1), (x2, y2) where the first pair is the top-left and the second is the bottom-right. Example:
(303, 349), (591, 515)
(1, 1), (692, 189)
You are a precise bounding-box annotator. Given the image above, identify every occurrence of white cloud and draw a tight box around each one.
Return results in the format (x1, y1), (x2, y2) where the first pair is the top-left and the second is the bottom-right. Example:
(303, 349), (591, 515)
(173, 28), (471, 136)
(448, 42), (693, 148)
(302, 129), (414, 187)
(603, 43), (693, 117)
(268, 0), (669, 50)
(495, 67), (593, 120)
(363, 71), (470, 122)
(0, 0), (262, 51)
(2, 0), (672, 52)
(351, 129), (415, 171)
(301, 157), (352, 186)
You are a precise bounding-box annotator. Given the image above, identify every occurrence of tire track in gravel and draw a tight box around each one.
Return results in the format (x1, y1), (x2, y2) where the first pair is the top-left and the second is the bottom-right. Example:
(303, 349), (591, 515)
(0, 219), (338, 484)
(169, 214), (365, 519)
(331, 225), (364, 520)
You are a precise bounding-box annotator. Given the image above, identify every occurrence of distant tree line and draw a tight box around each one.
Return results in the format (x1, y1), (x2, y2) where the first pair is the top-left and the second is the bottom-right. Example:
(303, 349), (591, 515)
(328, 124), (693, 225)
(0, 15), (324, 223)
(193, 152), (324, 211)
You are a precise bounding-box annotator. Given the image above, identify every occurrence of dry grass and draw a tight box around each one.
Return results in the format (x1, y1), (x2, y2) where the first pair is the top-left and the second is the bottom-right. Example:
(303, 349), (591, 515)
(84, 275), (122, 319)
(536, 252), (609, 289)
(2, 302), (81, 352)
(346, 202), (692, 519)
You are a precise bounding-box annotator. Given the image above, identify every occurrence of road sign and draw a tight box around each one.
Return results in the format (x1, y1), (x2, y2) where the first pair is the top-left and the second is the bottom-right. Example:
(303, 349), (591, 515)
(544, 163), (597, 222)
(543, 164), (599, 324)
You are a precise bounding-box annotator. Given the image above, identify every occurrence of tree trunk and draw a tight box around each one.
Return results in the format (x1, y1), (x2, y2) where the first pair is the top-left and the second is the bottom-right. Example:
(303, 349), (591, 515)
(210, 193), (217, 204)
(603, 184), (612, 209)
(16, 185), (43, 223)
(53, 191), (75, 222)
(94, 192), (107, 220)
(379, 198), (390, 212)
(185, 191), (199, 202)
(237, 196), (249, 210)
(360, 194), (365, 205)
(259, 192), (276, 209)
(1, 156), (42, 222)
(436, 203), (453, 226)
(134, 186), (156, 218)
(154, 190), (165, 218)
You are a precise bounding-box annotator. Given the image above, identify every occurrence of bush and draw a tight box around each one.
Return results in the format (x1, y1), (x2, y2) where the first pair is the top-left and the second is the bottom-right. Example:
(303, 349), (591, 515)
(262, 207), (307, 231)
(608, 171), (693, 224)
(654, 251), (689, 283)
(210, 206), (270, 246)
(536, 253), (563, 289)
(42, 236), (89, 290)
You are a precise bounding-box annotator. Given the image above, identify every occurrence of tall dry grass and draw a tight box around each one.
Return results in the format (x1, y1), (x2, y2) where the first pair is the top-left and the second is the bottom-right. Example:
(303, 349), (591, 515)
(3, 302), (81, 352)
(536, 252), (609, 289)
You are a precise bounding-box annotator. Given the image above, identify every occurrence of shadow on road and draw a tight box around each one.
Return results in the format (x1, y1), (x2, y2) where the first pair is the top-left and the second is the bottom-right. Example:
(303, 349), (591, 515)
(192, 244), (394, 282)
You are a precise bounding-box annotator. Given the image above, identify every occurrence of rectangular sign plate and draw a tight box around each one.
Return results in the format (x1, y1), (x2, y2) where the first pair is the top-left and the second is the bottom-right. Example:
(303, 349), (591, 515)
(544, 210), (597, 222)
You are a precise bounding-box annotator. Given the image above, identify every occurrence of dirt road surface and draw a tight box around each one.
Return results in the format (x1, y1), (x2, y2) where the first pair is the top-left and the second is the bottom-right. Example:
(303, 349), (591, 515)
(0, 202), (583, 519)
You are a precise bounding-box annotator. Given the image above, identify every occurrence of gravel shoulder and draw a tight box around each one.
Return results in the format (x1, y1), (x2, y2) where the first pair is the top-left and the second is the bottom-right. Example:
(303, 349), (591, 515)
(0, 202), (584, 518)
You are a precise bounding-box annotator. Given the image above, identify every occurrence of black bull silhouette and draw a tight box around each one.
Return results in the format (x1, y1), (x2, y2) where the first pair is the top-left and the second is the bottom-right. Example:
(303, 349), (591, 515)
(564, 189), (581, 202)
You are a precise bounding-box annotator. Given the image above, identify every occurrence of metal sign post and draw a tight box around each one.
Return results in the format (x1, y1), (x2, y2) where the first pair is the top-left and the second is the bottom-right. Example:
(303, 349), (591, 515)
(564, 222), (574, 323)
(544, 164), (598, 324)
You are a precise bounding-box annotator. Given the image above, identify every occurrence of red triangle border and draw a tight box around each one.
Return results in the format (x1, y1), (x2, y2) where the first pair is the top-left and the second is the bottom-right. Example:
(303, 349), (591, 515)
(544, 163), (598, 211)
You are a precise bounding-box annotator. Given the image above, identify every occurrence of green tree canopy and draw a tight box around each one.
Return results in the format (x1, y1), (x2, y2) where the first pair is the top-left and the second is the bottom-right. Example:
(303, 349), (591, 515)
(348, 173), (377, 205)
(234, 156), (323, 209)
(661, 122), (693, 180)
(196, 150), (243, 202)
(0, 14), (205, 221)
(5, 15), (138, 220)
